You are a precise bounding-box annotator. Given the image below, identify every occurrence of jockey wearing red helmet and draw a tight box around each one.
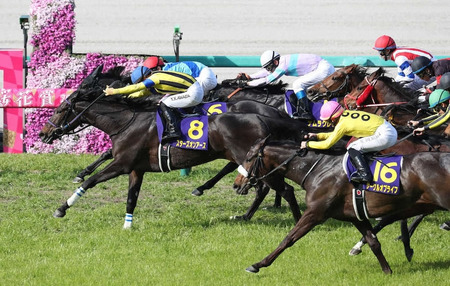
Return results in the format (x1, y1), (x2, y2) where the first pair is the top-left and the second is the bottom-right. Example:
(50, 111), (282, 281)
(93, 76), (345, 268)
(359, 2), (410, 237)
(373, 35), (436, 90)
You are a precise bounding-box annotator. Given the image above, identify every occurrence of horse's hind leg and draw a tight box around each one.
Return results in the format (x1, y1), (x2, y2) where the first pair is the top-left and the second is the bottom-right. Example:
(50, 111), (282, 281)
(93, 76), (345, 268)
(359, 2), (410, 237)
(349, 215), (397, 256)
(353, 220), (392, 274)
(123, 170), (144, 229)
(73, 149), (113, 183)
(192, 162), (238, 196)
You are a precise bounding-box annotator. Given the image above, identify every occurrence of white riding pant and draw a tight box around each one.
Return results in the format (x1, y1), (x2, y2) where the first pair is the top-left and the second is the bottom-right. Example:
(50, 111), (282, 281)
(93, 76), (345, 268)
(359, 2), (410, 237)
(292, 59), (335, 94)
(347, 120), (398, 153)
(160, 81), (204, 108)
(196, 66), (218, 95)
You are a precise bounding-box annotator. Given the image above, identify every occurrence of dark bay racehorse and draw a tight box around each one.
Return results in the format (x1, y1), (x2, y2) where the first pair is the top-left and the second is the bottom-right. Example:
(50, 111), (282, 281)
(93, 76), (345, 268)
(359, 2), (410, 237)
(343, 67), (419, 115)
(39, 84), (313, 228)
(233, 137), (450, 274)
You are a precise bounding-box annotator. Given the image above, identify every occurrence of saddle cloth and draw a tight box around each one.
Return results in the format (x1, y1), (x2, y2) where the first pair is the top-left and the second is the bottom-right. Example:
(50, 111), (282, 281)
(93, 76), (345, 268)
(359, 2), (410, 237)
(156, 102), (227, 150)
(343, 153), (403, 195)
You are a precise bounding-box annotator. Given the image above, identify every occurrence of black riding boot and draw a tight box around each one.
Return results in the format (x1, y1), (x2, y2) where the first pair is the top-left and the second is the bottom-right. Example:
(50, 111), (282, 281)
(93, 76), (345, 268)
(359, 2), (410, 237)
(294, 97), (314, 121)
(348, 148), (372, 184)
(159, 103), (181, 143)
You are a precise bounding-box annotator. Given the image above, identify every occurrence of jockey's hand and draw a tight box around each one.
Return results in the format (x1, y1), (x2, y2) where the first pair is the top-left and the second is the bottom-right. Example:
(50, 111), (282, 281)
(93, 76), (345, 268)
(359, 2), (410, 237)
(236, 73), (251, 80)
(104, 86), (114, 96)
(300, 141), (308, 149)
(238, 80), (248, 88)
(408, 120), (420, 128)
(304, 133), (317, 140)
(413, 127), (425, 136)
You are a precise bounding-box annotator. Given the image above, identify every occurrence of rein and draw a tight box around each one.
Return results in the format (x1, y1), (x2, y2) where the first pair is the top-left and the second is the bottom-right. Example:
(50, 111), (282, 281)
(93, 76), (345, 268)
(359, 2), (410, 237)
(246, 146), (308, 186)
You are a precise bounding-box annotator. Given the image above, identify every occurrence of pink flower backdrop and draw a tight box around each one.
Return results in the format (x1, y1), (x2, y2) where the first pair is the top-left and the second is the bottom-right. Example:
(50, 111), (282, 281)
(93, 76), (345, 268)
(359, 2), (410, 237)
(25, 0), (144, 154)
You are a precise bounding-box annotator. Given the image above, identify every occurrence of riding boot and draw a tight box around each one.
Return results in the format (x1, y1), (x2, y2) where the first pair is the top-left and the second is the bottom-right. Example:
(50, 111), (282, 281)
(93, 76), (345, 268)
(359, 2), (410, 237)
(293, 91), (314, 121)
(159, 103), (181, 143)
(348, 148), (372, 184)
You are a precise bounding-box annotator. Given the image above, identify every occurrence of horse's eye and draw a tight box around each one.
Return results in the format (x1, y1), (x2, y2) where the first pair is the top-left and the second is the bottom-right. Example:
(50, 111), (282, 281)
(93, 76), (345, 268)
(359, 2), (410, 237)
(332, 77), (337, 80)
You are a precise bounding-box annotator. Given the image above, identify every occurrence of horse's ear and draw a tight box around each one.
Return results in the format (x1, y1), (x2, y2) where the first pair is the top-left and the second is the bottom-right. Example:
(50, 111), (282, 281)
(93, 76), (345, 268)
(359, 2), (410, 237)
(251, 134), (271, 149)
(80, 64), (104, 89)
(375, 67), (385, 77)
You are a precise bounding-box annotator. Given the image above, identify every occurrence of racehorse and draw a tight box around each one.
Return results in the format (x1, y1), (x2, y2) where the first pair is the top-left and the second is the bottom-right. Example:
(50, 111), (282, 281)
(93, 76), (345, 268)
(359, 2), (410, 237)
(63, 65), (296, 220)
(39, 83), (313, 228)
(306, 64), (369, 101)
(233, 137), (450, 274)
(342, 67), (419, 114)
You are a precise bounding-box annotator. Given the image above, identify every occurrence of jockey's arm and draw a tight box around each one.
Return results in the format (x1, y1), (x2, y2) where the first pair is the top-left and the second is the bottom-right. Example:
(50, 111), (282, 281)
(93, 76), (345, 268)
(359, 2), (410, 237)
(422, 105), (450, 131)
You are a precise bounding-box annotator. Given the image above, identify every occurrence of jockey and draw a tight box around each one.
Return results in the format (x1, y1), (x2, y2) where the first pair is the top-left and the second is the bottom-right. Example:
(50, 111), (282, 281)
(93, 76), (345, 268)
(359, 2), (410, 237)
(373, 35), (436, 90)
(300, 101), (398, 184)
(238, 50), (335, 121)
(142, 56), (218, 96)
(409, 89), (450, 136)
(411, 56), (450, 88)
(104, 67), (204, 143)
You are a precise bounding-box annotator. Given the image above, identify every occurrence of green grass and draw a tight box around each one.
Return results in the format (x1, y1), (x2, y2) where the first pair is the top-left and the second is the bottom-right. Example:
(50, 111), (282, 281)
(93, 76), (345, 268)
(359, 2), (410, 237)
(0, 154), (448, 285)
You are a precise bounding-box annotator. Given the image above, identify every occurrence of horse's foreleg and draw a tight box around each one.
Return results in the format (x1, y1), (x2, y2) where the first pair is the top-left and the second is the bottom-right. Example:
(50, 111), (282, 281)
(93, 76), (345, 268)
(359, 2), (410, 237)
(232, 183), (270, 221)
(73, 149), (113, 183)
(353, 220), (392, 274)
(246, 209), (320, 273)
(53, 160), (126, 219)
(400, 219), (413, 262)
(192, 162), (238, 196)
(123, 171), (144, 229)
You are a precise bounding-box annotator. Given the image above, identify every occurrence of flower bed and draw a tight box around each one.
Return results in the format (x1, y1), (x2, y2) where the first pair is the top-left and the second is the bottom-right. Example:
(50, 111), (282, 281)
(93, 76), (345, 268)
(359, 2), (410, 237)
(25, 0), (144, 154)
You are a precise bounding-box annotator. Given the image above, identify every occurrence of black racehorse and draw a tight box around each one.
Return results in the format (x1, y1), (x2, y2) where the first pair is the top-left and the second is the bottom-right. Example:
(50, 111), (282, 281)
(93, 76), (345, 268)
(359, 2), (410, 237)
(233, 137), (450, 274)
(39, 79), (316, 228)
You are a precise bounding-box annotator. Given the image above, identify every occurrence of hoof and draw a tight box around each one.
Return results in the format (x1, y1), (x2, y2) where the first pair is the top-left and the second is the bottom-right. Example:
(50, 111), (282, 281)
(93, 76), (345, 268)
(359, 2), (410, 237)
(349, 248), (362, 256)
(440, 222), (450, 231)
(230, 215), (247, 221)
(191, 189), (203, 196)
(72, 177), (84, 184)
(406, 249), (414, 262)
(53, 209), (66, 218)
(245, 265), (259, 273)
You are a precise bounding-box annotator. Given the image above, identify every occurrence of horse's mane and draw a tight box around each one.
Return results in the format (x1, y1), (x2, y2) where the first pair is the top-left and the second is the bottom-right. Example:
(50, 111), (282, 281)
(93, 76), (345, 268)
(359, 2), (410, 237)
(376, 68), (421, 99)
(352, 65), (369, 78)
(220, 78), (288, 94)
(75, 87), (160, 112)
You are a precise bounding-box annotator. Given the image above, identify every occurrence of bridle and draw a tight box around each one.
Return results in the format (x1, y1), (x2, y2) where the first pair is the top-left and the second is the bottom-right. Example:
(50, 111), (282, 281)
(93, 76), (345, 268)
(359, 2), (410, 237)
(240, 143), (326, 190)
(319, 72), (351, 98)
(47, 90), (136, 139)
(46, 91), (102, 138)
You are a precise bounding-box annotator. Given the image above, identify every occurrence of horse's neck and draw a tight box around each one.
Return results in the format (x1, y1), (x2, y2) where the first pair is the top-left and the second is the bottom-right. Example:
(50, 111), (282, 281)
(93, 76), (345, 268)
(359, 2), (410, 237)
(79, 103), (152, 136)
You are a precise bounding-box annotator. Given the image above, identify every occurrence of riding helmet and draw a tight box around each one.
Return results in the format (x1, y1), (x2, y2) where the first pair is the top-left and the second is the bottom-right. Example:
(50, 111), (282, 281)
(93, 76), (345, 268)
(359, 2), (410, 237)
(260, 50), (280, 68)
(320, 101), (345, 121)
(438, 72), (450, 90)
(131, 66), (152, 84)
(373, 35), (397, 51)
(143, 56), (165, 70)
(411, 56), (433, 74)
(428, 89), (450, 108)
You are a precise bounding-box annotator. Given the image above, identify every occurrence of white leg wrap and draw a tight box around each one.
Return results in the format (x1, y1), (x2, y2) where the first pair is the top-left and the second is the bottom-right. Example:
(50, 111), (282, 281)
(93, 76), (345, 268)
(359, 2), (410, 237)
(67, 187), (85, 206)
(123, 213), (133, 229)
(353, 240), (364, 251)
